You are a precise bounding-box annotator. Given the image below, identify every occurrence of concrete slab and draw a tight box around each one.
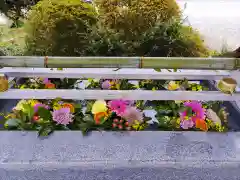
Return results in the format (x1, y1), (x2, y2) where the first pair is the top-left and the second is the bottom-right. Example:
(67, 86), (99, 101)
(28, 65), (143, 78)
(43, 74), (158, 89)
(0, 132), (240, 179)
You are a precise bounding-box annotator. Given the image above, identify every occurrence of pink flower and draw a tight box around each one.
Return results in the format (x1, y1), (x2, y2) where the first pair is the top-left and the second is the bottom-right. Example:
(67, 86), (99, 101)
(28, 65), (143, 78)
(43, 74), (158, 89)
(52, 108), (73, 125)
(108, 99), (127, 116)
(180, 119), (194, 129)
(34, 103), (49, 113)
(122, 107), (143, 125)
(43, 78), (50, 84)
(180, 101), (206, 123)
(101, 80), (111, 89)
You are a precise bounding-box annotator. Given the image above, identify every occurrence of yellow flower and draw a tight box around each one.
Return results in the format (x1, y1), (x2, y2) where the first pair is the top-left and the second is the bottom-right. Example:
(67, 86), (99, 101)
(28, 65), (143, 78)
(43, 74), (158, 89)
(176, 118), (181, 128)
(132, 120), (145, 130)
(14, 100), (29, 111)
(91, 100), (108, 114)
(174, 100), (182, 104)
(20, 85), (27, 89)
(167, 81), (180, 91)
(62, 103), (75, 113)
(53, 104), (62, 110)
(28, 100), (40, 106)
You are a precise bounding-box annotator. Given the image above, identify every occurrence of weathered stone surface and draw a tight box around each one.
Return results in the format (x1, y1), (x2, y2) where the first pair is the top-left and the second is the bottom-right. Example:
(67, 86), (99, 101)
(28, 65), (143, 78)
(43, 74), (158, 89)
(1, 132), (240, 179)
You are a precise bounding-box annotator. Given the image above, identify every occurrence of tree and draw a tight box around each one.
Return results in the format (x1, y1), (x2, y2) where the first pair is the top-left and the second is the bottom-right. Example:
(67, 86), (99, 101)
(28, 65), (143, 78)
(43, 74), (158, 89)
(0, 0), (40, 27)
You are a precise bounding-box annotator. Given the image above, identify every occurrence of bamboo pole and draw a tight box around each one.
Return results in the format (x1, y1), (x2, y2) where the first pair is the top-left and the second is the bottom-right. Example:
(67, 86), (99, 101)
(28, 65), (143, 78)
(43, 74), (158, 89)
(0, 56), (240, 70)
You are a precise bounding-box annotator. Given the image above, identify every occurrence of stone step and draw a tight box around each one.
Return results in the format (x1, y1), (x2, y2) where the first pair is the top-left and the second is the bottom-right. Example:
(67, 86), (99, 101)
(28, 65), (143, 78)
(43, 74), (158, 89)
(0, 132), (240, 180)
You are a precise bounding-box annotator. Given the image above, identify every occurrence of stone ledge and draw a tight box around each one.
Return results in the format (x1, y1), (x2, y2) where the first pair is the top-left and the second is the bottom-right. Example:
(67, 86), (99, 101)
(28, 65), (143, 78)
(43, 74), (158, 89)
(1, 131), (240, 180)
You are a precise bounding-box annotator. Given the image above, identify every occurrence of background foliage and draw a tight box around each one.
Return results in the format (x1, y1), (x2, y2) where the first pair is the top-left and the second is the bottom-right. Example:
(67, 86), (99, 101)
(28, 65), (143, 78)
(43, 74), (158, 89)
(24, 0), (98, 56)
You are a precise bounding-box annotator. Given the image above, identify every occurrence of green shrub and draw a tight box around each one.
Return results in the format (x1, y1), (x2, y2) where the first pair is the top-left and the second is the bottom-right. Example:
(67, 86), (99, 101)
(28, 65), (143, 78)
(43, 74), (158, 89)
(86, 19), (209, 57)
(96, 0), (180, 39)
(0, 26), (26, 56)
(25, 0), (98, 56)
(134, 20), (209, 57)
(84, 26), (133, 56)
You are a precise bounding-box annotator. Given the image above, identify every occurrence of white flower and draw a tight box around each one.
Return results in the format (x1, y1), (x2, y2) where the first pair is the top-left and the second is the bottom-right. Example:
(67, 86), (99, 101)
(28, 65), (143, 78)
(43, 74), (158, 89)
(206, 109), (221, 125)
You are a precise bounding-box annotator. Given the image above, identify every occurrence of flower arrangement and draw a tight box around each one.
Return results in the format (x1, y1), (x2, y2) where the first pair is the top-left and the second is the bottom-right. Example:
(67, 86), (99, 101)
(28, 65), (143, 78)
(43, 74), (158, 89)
(0, 76), (229, 136)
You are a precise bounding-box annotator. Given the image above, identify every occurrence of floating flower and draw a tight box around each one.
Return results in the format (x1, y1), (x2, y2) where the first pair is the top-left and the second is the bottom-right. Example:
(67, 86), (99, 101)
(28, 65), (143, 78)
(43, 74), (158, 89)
(167, 81), (180, 91)
(91, 100), (108, 114)
(195, 118), (208, 131)
(52, 108), (73, 125)
(62, 103), (75, 113)
(45, 83), (55, 89)
(94, 112), (108, 124)
(33, 103), (49, 113)
(122, 107), (143, 125)
(180, 119), (194, 129)
(101, 80), (111, 89)
(180, 101), (205, 123)
(108, 99), (127, 116)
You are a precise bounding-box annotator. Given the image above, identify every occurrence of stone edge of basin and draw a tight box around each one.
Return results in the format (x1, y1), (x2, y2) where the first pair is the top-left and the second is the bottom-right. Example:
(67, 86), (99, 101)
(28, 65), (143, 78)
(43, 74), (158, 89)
(0, 131), (240, 170)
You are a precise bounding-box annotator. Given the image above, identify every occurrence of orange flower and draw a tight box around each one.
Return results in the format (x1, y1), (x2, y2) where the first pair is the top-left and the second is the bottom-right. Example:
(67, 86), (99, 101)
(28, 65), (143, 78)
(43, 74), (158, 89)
(45, 83), (55, 89)
(62, 103), (75, 113)
(195, 118), (208, 131)
(94, 112), (108, 124)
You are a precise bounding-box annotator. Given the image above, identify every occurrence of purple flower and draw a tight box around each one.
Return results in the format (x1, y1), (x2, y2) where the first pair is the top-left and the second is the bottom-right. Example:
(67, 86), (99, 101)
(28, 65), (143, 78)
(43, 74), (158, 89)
(34, 103), (49, 113)
(52, 108), (73, 125)
(43, 78), (50, 84)
(180, 119), (194, 129)
(101, 80), (111, 89)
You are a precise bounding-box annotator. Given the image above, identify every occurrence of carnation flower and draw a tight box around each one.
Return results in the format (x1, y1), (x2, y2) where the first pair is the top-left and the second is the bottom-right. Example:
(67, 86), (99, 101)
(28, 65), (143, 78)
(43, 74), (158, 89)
(34, 103), (49, 113)
(180, 101), (205, 123)
(180, 119), (194, 129)
(108, 99), (127, 116)
(195, 118), (208, 131)
(45, 83), (55, 89)
(122, 107), (143, 125)
(52, 108), (73, 125)
(62, 103), (75, 113)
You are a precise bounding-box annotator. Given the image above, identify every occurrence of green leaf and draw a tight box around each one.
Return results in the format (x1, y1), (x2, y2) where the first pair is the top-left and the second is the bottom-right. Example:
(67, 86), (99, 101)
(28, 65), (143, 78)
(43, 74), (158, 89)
(37, 107), (52, 120)
(74, 103), (82, 109)
(38, 126), (54, 137)
(154, 68), (161, 72)
(4, 118), (21, 127)
(22, 103), (34, 119)
(83, 114), (94, 122)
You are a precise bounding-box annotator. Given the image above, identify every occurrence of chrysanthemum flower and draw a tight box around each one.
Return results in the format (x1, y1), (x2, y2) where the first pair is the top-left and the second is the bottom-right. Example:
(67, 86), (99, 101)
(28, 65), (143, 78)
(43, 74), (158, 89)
(122, 107), (143, 125)
(52, 108), (73, 125)
(101, 80), (111, 89)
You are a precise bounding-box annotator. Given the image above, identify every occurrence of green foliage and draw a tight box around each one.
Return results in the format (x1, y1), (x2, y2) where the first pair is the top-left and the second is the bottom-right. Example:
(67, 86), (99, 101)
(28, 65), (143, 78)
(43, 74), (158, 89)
(0, 0), (40, 27)
(0, 26), (26, 55)
(25, 0), (98, 56)
(135, 20), (209, 57)
(86, 18), (209, 57)
(96, 0), (180, 39)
